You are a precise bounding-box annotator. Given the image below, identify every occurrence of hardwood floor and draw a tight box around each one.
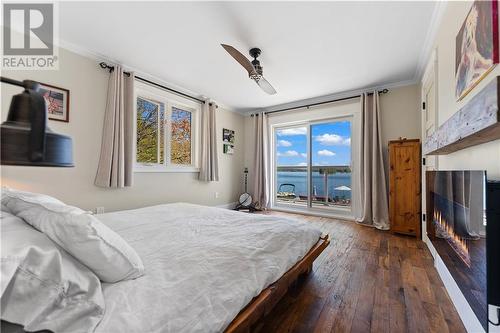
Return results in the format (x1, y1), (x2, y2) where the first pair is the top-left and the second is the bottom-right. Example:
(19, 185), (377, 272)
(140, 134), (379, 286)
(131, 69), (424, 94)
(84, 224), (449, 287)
(257, 211), (466, 333)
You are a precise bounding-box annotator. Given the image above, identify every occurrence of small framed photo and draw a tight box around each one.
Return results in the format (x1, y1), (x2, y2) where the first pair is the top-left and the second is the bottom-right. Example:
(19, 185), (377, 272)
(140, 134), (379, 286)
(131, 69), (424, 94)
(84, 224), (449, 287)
(38, 83), (70, 122)
(223, 144), (234, 155)
(223, 128), (235, 144)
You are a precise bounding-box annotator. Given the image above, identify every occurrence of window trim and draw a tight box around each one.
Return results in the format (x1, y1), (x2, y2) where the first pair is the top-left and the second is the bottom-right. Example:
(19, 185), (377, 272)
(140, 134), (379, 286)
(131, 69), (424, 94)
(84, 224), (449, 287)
(133, 81), (201, 173)
(268, 102), (360, 219)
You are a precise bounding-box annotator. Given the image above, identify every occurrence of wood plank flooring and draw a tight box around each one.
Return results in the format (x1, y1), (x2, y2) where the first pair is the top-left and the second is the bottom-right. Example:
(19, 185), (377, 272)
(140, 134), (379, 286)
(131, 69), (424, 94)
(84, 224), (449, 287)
(257, 211), (466, 333)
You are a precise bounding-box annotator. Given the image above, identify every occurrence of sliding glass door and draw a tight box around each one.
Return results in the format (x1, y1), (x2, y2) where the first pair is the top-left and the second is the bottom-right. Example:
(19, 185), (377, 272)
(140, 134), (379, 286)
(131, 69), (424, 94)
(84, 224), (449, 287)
(275, 126), (308, 206)
(310, 120), (352, 209)
(273, 118), (352, 214)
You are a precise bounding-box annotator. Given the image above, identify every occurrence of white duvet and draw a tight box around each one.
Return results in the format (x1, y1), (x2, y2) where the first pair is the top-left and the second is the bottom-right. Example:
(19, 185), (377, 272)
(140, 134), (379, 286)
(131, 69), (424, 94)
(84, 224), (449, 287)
(95, 203), (321, 333)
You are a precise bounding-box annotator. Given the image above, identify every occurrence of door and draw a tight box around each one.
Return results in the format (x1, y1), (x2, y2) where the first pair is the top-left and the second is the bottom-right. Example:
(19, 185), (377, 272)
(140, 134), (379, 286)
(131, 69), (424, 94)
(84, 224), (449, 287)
(310, 120), (352, 210)
(273, 118), (353, 216)
(421, 50), (439, 239)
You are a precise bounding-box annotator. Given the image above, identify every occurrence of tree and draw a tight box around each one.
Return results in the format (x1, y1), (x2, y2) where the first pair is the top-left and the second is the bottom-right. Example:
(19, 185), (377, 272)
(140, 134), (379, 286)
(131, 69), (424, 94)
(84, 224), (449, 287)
(170, 109), (191, 165)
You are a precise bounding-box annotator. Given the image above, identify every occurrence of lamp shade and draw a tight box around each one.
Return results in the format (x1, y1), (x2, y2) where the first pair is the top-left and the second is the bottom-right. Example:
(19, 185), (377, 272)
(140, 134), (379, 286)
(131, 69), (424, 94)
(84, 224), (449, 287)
(1, 79), (73, 167)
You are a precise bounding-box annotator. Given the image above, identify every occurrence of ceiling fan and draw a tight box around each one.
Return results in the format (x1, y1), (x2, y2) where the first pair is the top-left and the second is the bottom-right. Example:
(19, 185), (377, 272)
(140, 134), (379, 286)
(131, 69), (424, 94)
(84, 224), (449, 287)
(221, 44), (277, 95)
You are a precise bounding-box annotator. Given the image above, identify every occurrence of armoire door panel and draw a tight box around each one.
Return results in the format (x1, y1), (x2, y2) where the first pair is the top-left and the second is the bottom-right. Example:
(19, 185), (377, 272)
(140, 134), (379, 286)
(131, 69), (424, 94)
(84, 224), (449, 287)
(389, 139), (421, 237)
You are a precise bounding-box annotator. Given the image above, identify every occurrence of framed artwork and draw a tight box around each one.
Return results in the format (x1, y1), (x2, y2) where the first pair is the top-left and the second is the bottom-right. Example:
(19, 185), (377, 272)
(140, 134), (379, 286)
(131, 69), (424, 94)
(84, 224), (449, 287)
(39, 83), (70, 122)
(223, 144), (234, 155)
(456, 0), (499, 100)
(223, 128), (235, 144)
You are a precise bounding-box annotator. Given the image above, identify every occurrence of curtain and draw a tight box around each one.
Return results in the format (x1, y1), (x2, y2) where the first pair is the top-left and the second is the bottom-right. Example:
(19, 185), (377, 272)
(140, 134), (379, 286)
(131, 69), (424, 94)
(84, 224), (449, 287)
(199, 102), (219, 181)
(356, 92), (390, 230)
(95, 66), (134, 188)
(252, 113), (270, 209)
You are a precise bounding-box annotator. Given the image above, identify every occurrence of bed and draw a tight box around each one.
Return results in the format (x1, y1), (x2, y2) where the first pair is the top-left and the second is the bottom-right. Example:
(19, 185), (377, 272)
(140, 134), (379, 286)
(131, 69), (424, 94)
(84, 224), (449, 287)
(1, 202), (329, 333)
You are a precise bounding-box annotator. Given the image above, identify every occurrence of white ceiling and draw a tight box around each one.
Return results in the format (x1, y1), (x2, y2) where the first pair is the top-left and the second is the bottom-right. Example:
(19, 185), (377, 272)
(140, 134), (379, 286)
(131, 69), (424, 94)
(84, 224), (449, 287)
(59, 1), (437, 112)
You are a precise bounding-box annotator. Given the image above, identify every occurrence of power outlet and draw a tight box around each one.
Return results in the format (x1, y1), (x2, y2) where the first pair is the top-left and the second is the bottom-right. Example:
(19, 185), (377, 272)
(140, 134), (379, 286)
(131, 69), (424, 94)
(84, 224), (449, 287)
(214, 192), (219, 199)
(95, 207), (105, 214)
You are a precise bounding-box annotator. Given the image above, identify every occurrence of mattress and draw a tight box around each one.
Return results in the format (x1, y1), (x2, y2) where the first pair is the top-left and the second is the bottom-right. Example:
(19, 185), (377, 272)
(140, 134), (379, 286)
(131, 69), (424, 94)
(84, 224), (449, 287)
(95, 203), (321, 333)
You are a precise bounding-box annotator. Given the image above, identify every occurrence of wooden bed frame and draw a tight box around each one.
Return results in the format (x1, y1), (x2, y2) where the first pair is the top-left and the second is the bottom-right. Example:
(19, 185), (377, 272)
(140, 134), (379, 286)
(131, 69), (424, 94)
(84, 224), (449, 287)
(1, 234), (330, 333)
(225, 234), (330, 333)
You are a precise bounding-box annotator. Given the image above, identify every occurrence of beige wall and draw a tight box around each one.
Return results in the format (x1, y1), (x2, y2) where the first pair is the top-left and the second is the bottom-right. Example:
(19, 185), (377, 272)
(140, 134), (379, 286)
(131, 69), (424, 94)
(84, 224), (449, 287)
(430, 2), (500, 179)
(243, 84), (421, 197)
(1, 47), (245, 212)
(379, 84), (421, 173)
(379, 84), (421, 145)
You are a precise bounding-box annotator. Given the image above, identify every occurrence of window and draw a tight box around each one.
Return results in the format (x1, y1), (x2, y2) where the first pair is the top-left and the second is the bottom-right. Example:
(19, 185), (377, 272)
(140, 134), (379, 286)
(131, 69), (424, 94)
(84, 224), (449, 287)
(134, 81), (199, 172)
(310, 120), (352, 209)
(275, 126), (308, 207)
(273, 117), (354, 215)
(136, 97), (164, 164)
(170, 106), (192, 165)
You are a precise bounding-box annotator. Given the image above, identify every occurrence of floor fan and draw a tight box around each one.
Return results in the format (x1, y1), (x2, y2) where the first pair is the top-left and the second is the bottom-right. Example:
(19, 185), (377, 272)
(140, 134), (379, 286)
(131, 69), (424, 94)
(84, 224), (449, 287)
(235, 168), (257, 212)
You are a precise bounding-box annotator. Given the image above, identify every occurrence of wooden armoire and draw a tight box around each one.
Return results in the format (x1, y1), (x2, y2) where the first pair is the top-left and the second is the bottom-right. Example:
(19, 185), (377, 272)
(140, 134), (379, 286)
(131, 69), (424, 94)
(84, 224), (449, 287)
(389, 139), (421, 238)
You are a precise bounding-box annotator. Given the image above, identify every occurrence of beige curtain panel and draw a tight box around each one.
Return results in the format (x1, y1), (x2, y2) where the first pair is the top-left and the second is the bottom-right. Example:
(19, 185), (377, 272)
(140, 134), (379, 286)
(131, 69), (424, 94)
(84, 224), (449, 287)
(199, 102), (219, 181)
(252, 113), (270, 209)
(95, 66), (134, 188)
(356, 92), (390, 230)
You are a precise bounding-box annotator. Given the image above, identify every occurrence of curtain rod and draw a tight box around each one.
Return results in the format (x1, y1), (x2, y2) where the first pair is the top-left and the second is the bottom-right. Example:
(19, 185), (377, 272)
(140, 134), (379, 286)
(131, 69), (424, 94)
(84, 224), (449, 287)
(251, 89), (389, 117)
(99, 62), (216, 106)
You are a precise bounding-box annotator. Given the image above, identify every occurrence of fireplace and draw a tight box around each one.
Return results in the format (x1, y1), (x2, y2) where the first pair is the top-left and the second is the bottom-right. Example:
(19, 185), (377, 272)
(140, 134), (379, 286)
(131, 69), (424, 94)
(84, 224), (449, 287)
(426, 171), (487, 329)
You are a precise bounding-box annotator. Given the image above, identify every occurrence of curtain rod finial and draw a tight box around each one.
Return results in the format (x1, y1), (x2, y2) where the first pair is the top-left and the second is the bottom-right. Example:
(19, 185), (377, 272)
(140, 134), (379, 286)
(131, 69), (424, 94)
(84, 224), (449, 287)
(99, 62), (114, 73)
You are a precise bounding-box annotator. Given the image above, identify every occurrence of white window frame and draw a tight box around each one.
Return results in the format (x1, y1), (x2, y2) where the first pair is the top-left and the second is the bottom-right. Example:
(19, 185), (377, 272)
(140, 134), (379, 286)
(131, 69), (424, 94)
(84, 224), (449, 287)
(133, 80), (200, 173)
(268, 102), (360, 220)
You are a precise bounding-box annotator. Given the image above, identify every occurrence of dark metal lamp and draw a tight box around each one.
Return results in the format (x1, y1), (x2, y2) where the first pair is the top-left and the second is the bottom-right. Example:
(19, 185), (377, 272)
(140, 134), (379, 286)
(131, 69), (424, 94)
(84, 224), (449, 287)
(1, 77), (73, 167)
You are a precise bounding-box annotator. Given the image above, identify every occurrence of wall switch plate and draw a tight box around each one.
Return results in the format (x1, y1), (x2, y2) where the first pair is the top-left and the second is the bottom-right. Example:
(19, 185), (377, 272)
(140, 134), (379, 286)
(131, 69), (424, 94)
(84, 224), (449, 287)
(95, 207), (105, 214)
(215, 192), (219, 199)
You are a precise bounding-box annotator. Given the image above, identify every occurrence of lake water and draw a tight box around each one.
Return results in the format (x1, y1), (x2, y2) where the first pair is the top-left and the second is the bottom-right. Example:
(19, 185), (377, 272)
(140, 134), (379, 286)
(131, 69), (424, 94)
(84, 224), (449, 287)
(277, 172), (352, 200)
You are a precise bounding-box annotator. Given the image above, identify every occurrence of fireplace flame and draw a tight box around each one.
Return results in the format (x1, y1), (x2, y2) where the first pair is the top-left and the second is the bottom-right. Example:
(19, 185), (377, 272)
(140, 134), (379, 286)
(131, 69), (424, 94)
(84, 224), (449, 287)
(433, 210), (470, 266)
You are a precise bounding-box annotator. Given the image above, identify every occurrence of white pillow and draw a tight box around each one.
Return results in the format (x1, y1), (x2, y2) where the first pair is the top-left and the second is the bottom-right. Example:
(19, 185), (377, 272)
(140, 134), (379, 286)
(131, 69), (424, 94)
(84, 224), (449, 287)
(1, 211), (105, 333)
(2, 188), (145, 283)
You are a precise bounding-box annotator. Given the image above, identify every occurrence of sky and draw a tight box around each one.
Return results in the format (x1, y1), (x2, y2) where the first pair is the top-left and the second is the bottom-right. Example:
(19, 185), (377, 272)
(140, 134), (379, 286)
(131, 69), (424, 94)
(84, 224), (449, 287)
(276, 121), (351, 166)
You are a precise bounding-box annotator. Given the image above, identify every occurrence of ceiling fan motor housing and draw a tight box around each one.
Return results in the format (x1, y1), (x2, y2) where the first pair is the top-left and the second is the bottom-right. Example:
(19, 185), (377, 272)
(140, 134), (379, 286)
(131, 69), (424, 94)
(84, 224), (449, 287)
(249, 47), (261, 59)
(249, 48), (263, 80)
(251, 60), (263, 74)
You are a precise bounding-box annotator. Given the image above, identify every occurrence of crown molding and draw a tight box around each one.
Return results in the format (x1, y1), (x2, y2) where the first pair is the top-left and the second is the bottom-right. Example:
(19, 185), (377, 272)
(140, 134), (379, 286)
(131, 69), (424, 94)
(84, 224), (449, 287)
(413, 1), (448, 82)
(56, 38), (241, 115)
(238, 78), (418, 115)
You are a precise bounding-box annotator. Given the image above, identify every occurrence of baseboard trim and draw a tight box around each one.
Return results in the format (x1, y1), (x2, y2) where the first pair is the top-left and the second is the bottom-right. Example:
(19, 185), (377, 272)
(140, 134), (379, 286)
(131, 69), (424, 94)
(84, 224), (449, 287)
(270, 206), (354, 221)
(216, 202), (238, 209)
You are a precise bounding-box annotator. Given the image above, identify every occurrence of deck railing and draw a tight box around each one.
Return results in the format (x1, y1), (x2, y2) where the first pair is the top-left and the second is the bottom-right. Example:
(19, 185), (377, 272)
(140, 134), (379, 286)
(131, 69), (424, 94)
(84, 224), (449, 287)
(276, 165), (352, 207)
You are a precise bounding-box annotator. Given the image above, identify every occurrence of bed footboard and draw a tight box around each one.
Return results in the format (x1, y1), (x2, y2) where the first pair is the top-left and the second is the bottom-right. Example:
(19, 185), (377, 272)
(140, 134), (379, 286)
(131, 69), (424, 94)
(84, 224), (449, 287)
(225, 234), (330, 333)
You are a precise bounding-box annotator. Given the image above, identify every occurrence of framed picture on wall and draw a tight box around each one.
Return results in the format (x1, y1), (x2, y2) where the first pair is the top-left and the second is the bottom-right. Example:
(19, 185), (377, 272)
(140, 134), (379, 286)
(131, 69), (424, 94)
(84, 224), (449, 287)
(223, 128), (235, 144)
(223, 144), (234, 155)
(455, 0), (499, 100)
(39, 83), (70, 122)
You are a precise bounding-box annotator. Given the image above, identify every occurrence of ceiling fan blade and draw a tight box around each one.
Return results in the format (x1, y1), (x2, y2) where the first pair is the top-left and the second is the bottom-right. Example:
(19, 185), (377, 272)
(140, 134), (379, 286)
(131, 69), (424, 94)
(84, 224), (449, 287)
(256, 77), (277, 95)
(221, 44), (255, 75)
